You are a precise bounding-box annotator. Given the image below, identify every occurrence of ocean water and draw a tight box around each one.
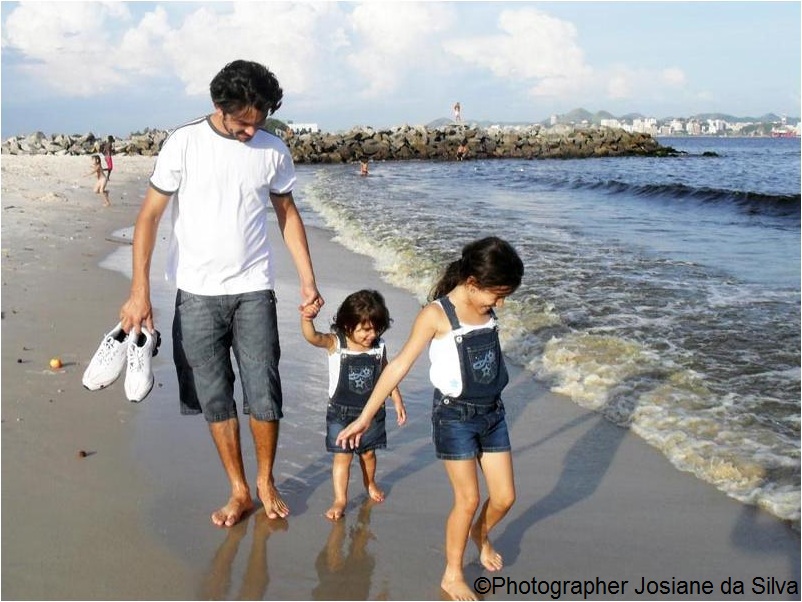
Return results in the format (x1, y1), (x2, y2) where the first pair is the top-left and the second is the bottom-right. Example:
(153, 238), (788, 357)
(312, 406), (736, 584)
(295, 136), (801, 524)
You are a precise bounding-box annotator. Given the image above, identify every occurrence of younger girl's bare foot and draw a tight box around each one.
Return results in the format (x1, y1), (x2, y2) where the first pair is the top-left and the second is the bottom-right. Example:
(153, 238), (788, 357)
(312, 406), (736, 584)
(211, 495), (255, 528)
(257, 480), (289, 519)
(325, 501), (346, 521)
(366, 482), (385, 503)
(471, 525), (503, 571)
(441, 568), (478, 601)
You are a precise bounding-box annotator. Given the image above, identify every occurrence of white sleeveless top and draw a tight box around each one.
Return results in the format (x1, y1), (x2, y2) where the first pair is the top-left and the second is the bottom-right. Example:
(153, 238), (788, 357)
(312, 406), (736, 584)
(428, 300), (495, 397)
(327, 336), (385, 398)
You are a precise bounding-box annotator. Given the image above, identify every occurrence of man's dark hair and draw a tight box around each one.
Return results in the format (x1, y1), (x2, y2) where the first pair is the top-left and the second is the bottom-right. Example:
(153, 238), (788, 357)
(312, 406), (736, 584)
(210, 60), (283, 117)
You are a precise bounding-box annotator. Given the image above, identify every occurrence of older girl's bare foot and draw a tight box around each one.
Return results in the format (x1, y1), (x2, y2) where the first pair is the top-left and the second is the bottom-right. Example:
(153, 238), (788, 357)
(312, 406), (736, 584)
(257, 481), (289, 519)
(325, 501), (346, 521)
(211, 495), (254, 528)
(441, 569), (478, 601)
(471, 525), (503, 571)
(366, 482), (385, 503)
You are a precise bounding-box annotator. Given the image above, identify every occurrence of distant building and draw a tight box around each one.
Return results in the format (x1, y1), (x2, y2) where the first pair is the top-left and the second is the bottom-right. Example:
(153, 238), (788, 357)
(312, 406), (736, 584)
(686, 120), (702, 136)
(287, 123), (320, 133)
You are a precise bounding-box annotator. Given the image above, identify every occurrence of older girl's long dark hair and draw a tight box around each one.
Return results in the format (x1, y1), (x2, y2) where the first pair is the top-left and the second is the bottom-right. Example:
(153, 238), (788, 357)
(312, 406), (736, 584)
(429, 237), (524, 301)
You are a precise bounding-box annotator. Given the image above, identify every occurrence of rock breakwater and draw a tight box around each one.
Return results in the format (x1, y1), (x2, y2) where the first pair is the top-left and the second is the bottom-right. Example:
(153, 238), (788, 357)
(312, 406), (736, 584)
(1, 124), (678, 162)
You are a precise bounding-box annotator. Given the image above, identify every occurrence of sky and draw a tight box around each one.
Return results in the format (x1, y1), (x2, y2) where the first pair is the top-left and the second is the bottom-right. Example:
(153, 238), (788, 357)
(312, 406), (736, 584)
(1, 1), (800, 138)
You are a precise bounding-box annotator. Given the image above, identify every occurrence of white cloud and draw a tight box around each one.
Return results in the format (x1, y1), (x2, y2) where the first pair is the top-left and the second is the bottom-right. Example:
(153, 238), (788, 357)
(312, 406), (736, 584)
(603, 65), (688, 102)
(661, 67), (686, 87)
(143, 3), (347, 97)
(2, 1), (132, 95)
(116, 6), (172, 76)
(444, 8), (592, 99)
(2, 1), (348, 99)
(345, 2), (455, 98)
(0, 1), (721, 128)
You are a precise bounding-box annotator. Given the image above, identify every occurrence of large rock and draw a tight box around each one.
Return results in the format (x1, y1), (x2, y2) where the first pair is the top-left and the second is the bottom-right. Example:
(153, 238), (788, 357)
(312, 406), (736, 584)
(1, 124), (679, 162)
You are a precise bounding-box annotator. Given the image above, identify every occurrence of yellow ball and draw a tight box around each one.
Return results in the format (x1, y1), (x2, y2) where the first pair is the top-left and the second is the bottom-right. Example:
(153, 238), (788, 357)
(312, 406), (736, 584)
(49, 357), (63, 370)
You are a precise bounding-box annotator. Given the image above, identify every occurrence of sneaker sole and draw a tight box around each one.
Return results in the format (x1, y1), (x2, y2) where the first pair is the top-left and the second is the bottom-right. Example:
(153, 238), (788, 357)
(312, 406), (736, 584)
(127, 376), (154, 403)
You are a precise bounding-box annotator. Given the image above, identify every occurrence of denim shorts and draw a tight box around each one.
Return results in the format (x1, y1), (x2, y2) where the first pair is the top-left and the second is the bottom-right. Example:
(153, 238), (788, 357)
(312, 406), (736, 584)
(173, 289), (282, 423)
(326, 403), (387, 455)
(431, 397), (510, 460)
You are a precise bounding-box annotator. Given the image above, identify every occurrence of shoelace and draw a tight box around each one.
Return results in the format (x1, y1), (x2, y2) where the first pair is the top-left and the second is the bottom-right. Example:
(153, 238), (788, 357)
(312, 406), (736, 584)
(128, 344), (147, 371)
(98, 337), (124, 365)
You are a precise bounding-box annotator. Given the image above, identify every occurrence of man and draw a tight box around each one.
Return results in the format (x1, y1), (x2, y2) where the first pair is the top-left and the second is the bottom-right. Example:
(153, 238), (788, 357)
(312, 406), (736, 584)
(119, 60), (324, 527)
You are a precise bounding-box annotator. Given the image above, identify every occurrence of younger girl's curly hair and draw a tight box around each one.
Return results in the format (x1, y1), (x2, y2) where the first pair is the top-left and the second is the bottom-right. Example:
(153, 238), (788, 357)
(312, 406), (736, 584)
(333, 290), (392, 337)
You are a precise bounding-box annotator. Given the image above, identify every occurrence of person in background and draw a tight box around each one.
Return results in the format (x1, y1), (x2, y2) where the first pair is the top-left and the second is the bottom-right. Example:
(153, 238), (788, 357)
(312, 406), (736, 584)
(103, 136), (114, 180)
(360, 159), (369, 176)
(301, 289), (406, 520)
(456, 141), (468, 161)
(453, 101), (462, 123)
(336, 236), (524, 601)
(118, 59), (324, 528)
(86, 154), (111, 207)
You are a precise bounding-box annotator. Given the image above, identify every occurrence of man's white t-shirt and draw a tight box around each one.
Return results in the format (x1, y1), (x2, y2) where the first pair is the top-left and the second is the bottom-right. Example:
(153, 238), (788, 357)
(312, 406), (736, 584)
(150, 116), (296, 295)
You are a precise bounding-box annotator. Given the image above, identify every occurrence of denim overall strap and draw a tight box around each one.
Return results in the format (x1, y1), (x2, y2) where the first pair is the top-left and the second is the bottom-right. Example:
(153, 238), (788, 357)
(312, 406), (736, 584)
(436, 296), (508, 406)
(330, 330), (383, 408)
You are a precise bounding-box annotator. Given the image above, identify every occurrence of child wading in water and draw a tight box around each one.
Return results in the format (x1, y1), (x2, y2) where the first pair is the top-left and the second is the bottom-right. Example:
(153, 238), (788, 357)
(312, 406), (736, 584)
(87, 154), (111, 207)
(337, 237), (524, 601)
(302, 289), (407, 521)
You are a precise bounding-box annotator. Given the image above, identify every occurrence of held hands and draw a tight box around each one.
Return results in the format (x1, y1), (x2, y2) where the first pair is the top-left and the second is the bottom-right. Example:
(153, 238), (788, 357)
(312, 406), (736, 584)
(299, 283), (324, 314)
(300, 303), (320, 321)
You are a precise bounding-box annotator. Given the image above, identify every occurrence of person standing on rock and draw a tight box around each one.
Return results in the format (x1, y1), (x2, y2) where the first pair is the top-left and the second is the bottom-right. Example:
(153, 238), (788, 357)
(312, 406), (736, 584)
(118, 59), (324, 528)
(453, 101), (462, 124)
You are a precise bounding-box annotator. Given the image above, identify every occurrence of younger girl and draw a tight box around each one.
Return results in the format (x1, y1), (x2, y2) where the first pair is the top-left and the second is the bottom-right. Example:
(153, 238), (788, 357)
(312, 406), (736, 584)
(302, 289), (407, 521)
(336, 237), (524, 601)
(86, 154), (111, 207)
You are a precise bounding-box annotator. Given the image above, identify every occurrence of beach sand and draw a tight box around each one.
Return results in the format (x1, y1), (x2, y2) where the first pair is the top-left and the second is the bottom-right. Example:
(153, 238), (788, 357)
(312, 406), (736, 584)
(1, 154), (798, 600)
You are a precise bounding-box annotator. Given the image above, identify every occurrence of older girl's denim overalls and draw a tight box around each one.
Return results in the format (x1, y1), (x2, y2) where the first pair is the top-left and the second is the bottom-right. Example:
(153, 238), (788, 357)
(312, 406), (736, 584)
(325, 331), (387, 454)
(432, 296), (511, 460)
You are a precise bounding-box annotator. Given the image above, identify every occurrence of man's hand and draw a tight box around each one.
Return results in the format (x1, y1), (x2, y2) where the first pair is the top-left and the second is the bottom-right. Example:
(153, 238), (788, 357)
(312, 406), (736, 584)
(120, 294), (154, 335)
(299, 283), (324, 313)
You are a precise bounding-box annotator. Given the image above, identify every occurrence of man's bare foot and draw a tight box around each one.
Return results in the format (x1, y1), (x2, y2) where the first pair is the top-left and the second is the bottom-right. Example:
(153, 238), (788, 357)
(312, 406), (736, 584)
(211, 495), (255, 528)
(257, 480), (289, 519)
(325, 501), (346, 521)
(366, 482), (385, 503)
(471, 525), (503, 571)
(441, 569), (478, 601)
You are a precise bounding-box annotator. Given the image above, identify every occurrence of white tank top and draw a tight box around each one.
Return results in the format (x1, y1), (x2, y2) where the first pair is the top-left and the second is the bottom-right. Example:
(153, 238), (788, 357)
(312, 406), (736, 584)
(428, 300), (494, 397)
(327, 336), (385, 398)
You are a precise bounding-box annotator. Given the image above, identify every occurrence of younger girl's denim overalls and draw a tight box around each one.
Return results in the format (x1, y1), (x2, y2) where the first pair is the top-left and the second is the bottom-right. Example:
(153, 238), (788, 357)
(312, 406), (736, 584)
(432, 296), (511, 460)
(326, 331), (387, 454)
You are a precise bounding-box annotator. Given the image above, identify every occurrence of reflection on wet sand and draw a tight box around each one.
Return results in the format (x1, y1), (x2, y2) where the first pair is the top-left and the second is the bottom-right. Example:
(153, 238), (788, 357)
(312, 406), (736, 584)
(313, 498), (388, 600)
(199, 511), (288, 600)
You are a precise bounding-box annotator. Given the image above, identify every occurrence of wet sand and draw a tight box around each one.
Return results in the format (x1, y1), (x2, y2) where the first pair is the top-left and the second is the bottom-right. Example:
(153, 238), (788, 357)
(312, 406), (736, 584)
(1, 155), (798, 600)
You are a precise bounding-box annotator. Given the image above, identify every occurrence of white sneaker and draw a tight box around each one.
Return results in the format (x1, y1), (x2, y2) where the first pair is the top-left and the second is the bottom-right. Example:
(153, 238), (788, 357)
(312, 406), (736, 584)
(82, 322), (129, 390)
(124, 327), (159, 402)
